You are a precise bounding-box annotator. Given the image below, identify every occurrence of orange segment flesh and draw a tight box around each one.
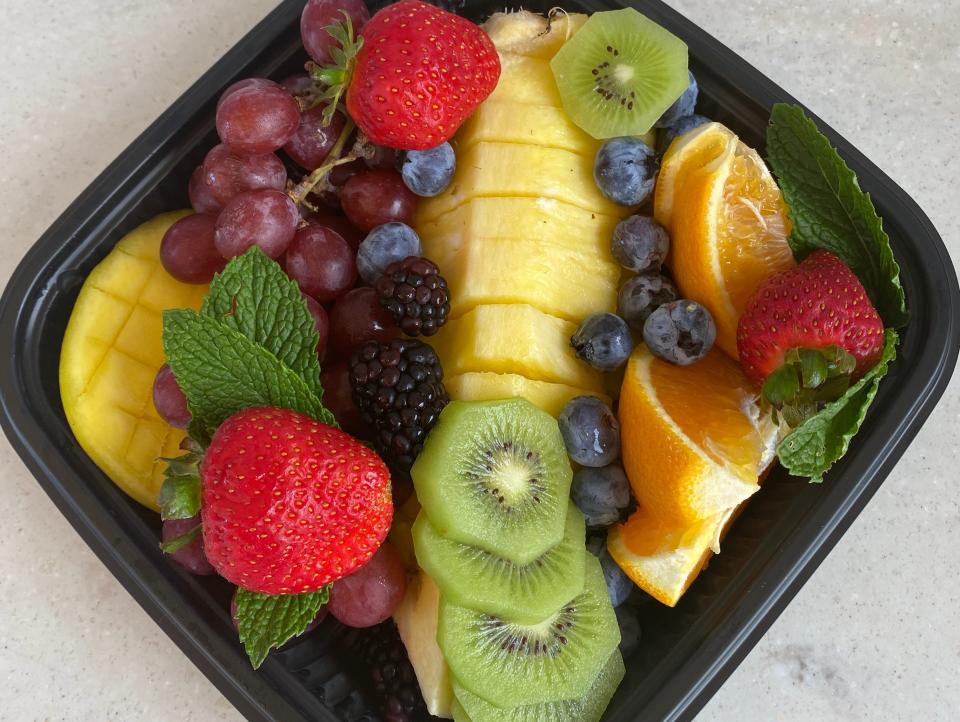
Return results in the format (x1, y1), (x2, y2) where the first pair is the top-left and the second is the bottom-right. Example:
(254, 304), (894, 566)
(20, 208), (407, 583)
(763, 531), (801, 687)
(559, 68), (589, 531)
(618, 346), (772, 527)
(655, 122), (794, 357)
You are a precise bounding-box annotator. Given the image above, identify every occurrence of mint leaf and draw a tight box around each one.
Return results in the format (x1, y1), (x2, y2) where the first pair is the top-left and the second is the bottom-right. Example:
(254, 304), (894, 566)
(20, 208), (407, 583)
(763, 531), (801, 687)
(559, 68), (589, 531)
(163, 310), (335, 441)
(766, 104), (908, 328)
(160, 524), (201, 554)
(158, 472), (201, 521)
(777, 329), (899, 481)
(201, 248), (323, 402)
(235, 586), (330, 669)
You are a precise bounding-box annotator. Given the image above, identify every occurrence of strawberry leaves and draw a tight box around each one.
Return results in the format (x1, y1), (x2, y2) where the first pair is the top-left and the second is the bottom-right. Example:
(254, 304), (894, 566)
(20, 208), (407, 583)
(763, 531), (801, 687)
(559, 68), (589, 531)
(310, 13), (364, 126)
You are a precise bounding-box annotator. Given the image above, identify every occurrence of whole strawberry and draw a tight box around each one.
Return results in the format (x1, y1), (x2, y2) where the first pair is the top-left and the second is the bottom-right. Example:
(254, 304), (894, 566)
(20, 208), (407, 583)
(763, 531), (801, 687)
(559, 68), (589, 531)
(737, 251), (885, 423)
(346, 0), (500, 150)
(201, 407), (392, 595)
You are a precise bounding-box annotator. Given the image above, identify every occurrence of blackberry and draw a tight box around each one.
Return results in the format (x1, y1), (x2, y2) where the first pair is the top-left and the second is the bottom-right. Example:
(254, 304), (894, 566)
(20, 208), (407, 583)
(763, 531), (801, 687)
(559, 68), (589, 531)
(351, 621), (432, 722)
(350, 339), (449, 473)
(374, 257), (451, 337)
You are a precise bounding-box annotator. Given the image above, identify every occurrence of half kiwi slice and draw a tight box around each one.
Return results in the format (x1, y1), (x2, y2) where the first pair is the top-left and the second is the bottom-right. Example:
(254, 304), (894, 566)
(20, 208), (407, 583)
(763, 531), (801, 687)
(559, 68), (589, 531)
(452, 649), (626, 722)
(411, 398), (573, 566)
(550, 8), (689, 139)
(438, 553), (620, 707)
(413, 503), (587, 624)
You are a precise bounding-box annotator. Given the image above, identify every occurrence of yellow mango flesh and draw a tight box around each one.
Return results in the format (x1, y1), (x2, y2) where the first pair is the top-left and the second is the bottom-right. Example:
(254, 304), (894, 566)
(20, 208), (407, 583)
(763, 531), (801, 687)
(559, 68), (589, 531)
(59, 211), (208, 510)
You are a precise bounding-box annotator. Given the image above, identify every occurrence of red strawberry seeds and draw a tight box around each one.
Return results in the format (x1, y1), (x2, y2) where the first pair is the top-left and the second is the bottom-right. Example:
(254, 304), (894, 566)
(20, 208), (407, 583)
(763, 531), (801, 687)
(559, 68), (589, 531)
(346, 0), (501, 150)
(737, 250), (885, 385)
(201, 407), (392, 595)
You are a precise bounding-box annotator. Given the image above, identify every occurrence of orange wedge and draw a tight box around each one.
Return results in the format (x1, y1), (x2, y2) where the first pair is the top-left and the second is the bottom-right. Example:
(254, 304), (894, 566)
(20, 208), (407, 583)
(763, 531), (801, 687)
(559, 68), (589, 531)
(607, 506), (735, 607)
(654, 122), (794, 357)
(618, 346), (776, 527)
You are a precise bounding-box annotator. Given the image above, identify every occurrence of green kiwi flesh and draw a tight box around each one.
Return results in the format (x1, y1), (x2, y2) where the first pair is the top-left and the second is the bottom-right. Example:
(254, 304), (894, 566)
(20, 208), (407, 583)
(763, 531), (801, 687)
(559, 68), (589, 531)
(413, 504), (586, 624)
(411, 399), (573, 565)
(451, 697), (473, 722)
(550, 8), (689, 139)
(437, 553), (620, 707)
(453, 649), (625, 722)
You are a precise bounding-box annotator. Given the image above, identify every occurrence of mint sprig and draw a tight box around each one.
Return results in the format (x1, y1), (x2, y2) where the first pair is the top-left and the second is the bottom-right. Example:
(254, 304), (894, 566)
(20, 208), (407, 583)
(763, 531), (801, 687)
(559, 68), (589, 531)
(202, 247), (324, 402)
(767, 103), (908, 328)
(163, 310), (333, 441)
(777, 330), (898, 481)
(235, 586), (330, 669)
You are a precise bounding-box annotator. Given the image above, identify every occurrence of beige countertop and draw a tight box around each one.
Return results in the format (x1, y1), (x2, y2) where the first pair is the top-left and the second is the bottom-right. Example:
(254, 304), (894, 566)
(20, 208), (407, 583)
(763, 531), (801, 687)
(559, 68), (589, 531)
(0, 1), (957, 720)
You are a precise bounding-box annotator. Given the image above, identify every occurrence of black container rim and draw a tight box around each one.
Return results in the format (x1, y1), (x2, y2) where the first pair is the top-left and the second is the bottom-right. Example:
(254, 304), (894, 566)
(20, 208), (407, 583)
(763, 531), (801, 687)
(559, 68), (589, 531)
(1, 1), (958, 720)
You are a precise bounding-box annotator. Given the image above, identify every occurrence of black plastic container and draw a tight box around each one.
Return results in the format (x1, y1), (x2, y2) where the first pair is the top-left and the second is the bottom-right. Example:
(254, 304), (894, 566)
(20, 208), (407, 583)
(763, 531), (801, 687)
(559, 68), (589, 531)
(1, 1), (957, 720)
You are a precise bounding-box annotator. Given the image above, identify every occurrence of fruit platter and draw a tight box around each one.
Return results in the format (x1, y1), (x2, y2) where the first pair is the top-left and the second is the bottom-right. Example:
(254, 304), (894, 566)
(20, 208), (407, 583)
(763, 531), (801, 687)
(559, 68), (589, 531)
(0, 0), (957, 721)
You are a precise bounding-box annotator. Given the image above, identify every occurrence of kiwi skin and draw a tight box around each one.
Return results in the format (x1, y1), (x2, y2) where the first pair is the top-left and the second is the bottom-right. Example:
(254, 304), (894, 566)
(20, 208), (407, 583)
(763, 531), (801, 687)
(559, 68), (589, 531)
(437, 553), (621, 707)
(412, 503), (587, 624)
(550, 7), (689, 139)
(411, 399), (573, 566)
(452, 650), (626, 722)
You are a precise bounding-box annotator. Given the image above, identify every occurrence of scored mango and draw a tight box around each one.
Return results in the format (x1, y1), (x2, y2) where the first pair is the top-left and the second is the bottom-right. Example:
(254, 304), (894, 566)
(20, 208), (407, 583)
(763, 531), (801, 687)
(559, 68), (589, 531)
(59, 211), (208, 510)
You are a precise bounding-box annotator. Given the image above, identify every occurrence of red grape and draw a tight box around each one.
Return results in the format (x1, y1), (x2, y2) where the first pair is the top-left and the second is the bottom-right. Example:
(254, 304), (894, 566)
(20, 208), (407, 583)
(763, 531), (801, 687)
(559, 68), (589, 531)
(214, 189), (300, 260)
(329, 158), (365, 187)
(230, 588), (327, 633)
(201, 143), (287, 207)
(283, 105), (346, 170)
(320, 360), (366, 434)
(302, 293), (330, 359)
(364, 144), (398, 170)
(153, 364), (192, 429)
(188, 165), (222, 214)
(216, 84), (301, 156)
(328, 543), (406, 628)
(281, 73), (314, 97)
(340, 170), (417, 232)
(329, 287), (398, 357)
(285, 225), (357, 302)
(160, 213), (226, 284)
(217, 77), (276, 110)
(310, 215), (364, 251)
(301, 0), (370, 65)
(163, 516), (214, 575)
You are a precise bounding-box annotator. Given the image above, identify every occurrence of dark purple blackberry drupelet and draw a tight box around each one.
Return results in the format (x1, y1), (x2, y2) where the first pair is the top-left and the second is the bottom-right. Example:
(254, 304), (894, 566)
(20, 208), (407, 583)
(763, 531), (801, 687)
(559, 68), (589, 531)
(349, 339), (449, 473)
(374, 257), (451, 337)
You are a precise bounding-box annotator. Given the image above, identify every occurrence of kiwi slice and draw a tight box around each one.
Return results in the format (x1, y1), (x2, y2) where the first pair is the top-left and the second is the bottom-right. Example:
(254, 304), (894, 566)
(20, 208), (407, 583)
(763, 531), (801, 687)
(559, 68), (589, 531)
(550, 8), (689, 139)
(451, 697), (474, 722)
(413, 504), (586, 624)
(453, 649), (625, 722)
(411, 399), (573, 566)
(438, 553), (620, 707)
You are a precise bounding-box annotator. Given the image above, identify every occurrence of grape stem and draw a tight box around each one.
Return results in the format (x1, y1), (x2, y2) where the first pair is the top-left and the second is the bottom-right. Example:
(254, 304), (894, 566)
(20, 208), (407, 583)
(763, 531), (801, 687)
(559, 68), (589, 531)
(288, 118), (357, 207)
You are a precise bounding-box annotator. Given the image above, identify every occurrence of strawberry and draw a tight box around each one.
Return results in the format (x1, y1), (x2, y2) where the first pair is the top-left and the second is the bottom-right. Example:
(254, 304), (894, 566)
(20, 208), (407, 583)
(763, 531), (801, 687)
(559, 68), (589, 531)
(201, 406), (392, 595)
(737, 251), (885, 422)
(345, 0), (500, 150)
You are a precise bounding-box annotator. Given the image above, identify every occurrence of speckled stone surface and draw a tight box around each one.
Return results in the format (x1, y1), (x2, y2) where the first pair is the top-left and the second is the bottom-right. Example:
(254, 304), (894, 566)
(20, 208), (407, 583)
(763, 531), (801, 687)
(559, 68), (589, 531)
(0, 1), (957, 720)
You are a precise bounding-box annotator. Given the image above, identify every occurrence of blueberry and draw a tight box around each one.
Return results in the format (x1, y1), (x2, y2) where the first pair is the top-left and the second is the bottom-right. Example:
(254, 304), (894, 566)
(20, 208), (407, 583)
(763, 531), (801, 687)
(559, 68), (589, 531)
(571, 465), (631, 528)
(399, 142), (456, 197)
(558, 396), (621, 467)
(586, 537), (633, 607)
(618, 274), (679, 331)
(616, 606), (642, 655)
(593, 137), (658, 207)
(656, 113), (711, 156)
(643, 299), (716, 365)
(655, 71), (699, 129)
(356, 222), (422, 283)
(611, 216), (670, 273)
(571, 313), (634, 372)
